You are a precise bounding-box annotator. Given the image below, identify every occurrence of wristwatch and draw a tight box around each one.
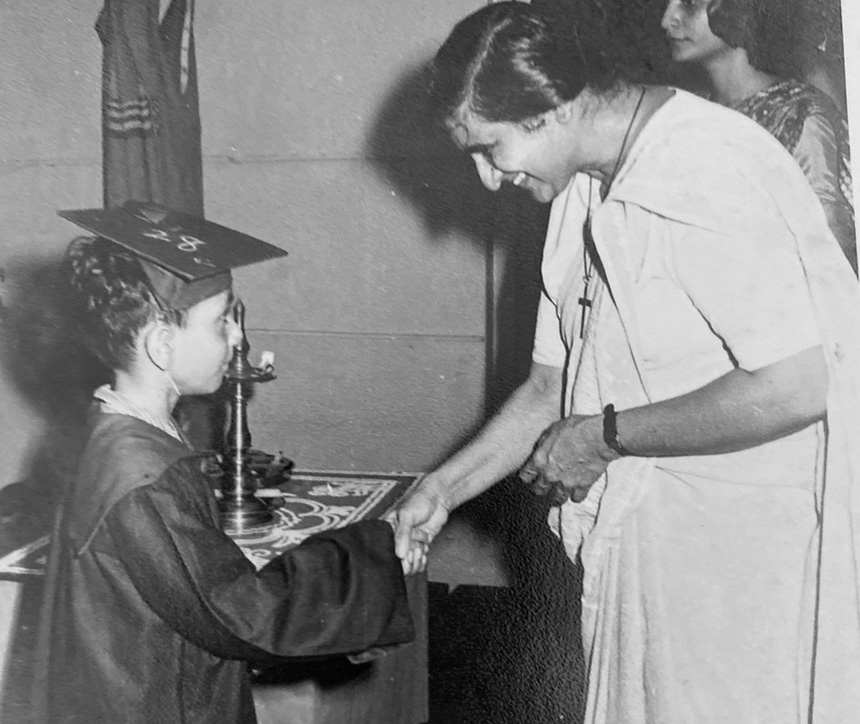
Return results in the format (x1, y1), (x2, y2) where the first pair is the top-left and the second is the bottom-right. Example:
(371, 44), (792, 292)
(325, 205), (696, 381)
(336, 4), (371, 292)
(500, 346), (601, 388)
(602, 403), (630, 457)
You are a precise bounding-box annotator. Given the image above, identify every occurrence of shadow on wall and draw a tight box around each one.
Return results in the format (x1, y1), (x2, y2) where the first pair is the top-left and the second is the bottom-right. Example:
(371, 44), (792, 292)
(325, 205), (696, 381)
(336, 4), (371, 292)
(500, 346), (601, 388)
(364, 59), (549, 407)
(0, 255), (108, 544)
(364, 60), (502, 245)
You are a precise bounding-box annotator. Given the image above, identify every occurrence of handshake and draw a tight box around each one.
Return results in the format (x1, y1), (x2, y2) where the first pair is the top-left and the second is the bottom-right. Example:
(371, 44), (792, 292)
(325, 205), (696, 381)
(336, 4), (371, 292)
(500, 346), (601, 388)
(384, 486), (450, 577)
(382, 412), (612, 577)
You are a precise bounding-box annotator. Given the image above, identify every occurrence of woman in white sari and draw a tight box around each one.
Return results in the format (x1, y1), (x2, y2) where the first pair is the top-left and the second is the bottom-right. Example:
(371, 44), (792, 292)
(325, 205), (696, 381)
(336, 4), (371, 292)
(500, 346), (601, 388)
(392, 3), (860, 722)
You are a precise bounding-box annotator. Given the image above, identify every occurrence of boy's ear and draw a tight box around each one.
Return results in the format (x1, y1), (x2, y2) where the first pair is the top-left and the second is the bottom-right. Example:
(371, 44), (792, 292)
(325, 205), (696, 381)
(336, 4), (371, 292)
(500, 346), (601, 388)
(143, 322), (176, 372)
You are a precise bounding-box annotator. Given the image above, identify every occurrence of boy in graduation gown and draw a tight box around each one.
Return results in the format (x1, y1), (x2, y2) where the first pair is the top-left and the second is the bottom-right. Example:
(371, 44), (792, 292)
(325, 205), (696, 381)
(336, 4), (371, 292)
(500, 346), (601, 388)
(32, 202), (422, 724)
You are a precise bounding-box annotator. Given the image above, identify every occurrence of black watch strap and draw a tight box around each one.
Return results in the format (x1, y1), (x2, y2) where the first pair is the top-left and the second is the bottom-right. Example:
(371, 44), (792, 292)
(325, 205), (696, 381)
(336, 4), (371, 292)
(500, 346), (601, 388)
(602, 403), (630, 457)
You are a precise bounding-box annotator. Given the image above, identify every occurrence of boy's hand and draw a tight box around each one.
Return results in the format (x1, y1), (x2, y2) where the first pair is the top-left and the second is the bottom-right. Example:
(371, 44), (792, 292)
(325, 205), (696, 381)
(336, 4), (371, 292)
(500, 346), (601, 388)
(398, 533), (429, 576)
(384, 513), (432, 576)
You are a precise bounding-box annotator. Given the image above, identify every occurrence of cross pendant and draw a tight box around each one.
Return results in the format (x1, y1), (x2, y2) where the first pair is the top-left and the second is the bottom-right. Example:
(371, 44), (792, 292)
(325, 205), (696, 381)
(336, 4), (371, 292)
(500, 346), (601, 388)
(577, 292), (592, 339)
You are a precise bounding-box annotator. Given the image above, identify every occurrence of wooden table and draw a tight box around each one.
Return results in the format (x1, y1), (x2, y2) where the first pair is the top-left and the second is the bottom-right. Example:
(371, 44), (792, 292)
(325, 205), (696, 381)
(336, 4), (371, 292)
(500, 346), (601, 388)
(0, 470), (428, 724)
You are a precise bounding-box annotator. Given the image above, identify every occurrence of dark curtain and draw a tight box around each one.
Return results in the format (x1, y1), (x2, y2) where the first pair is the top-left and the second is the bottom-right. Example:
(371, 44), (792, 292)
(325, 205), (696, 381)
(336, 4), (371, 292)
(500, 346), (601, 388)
(97, 0), (203, 215)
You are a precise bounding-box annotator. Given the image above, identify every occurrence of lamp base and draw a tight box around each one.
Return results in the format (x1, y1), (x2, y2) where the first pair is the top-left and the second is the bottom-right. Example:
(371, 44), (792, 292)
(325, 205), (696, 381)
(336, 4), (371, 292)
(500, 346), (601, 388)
(219, 494), (274, 533)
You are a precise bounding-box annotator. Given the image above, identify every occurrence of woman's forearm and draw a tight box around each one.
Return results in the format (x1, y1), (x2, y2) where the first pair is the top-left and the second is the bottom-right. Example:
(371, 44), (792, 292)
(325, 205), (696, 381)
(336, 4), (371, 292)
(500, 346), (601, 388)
(421, 362), (563, 510)
(614, 346), (828, 458)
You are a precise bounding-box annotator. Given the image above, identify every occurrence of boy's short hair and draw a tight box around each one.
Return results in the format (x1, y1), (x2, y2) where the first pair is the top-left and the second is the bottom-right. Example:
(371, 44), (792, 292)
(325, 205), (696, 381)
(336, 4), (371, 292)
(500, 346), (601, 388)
(66, 237), (187, 373)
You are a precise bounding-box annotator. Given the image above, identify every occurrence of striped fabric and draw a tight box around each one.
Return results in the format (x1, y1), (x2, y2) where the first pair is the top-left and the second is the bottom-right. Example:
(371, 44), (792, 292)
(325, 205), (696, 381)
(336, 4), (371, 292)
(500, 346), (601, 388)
(104, 96), (156, 136)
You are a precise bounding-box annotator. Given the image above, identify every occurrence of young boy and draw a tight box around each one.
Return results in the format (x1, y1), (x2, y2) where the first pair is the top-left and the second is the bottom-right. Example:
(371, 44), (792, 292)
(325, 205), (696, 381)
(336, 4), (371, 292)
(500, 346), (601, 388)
(33, 202), (421, 724)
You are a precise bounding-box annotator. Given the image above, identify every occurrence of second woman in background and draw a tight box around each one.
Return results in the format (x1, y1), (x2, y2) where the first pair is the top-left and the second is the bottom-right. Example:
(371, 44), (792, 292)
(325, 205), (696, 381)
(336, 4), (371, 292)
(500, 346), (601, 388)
(662, 0), (856, 272)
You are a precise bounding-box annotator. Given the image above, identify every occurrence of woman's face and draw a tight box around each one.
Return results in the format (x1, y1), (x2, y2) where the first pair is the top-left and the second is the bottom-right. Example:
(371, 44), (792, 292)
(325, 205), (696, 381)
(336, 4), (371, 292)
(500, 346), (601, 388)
(447, 106), (575, 204)
(661, 0), (729, 64)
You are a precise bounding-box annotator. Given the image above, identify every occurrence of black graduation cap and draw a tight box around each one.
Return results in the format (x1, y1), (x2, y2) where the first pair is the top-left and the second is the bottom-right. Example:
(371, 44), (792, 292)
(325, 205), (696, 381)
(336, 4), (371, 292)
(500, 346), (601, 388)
(58, 201), (288, 309)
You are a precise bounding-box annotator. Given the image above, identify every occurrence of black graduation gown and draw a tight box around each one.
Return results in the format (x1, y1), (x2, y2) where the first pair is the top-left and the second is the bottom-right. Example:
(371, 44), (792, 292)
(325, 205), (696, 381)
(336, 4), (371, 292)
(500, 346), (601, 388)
(32, 412), (414, 724)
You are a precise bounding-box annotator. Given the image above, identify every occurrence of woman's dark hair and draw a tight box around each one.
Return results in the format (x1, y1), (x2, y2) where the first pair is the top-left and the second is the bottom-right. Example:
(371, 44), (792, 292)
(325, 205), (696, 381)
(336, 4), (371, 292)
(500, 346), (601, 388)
(66, 236), (185, 373)
(430, 1), (620, 124)
(707, 0), (840, 79)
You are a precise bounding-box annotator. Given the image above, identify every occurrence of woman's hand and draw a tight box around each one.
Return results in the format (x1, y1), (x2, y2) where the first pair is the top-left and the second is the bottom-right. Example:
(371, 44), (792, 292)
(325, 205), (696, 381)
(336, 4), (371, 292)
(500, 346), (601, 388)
(386, 485), (451, 576)
(518, 414), (614, 505)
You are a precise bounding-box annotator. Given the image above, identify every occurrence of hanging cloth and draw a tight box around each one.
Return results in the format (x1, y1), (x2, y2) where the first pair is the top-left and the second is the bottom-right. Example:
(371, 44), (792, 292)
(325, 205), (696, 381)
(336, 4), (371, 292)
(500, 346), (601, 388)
(97, 0), (203, 215)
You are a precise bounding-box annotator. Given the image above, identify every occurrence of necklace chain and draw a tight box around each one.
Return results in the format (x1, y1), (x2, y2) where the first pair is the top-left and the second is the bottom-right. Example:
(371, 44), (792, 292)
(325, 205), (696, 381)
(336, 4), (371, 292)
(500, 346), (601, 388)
(604, 87), (647, 194)
(579, 87), (648, 339)
(94, 384), (182, 441)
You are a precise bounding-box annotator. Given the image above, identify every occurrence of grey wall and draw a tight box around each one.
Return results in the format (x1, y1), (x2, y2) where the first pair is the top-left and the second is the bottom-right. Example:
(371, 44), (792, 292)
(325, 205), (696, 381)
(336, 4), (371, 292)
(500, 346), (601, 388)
(195, 0), (494, 472)
(0, 2), (104, 488)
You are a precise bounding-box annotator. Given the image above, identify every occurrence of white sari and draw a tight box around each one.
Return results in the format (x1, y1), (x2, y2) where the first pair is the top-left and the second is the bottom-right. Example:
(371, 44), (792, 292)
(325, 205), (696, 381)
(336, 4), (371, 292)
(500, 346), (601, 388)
(532, 91), (860, 723)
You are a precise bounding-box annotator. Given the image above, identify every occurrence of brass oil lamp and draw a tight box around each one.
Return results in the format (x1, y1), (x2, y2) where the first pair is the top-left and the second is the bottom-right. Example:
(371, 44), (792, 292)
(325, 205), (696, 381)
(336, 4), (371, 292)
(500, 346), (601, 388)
(218, 299), (276, 531)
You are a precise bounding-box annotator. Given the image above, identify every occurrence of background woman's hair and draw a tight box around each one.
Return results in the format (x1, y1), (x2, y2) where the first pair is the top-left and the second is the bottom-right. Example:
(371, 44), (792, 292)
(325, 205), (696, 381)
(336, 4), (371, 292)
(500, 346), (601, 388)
(65, 236), (185, 372)
(429, 1), (622, 124)
(707, 0), (844, 79)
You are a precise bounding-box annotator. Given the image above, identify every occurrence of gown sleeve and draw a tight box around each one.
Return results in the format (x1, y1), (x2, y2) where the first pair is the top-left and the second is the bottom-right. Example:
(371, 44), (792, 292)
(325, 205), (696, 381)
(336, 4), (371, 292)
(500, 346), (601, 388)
(102, 459), (415, 665)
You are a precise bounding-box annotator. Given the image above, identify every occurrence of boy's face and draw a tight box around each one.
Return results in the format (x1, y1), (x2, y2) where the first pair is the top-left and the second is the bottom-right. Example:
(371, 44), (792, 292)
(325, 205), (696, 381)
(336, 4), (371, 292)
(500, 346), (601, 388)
(169, 290), (242, 395)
